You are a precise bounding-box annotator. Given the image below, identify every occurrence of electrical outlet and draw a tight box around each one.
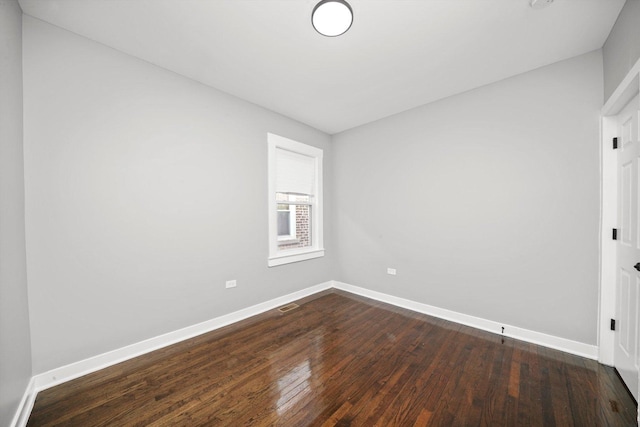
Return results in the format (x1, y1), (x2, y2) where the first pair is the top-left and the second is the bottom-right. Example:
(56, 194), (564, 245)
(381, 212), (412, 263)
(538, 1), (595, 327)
(225, 280), (237, 289)
(387, 268), (397, 275)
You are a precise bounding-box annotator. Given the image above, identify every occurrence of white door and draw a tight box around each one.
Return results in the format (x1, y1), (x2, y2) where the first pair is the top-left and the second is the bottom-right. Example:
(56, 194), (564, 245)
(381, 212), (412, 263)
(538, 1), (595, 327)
(615, 93), (640, 402)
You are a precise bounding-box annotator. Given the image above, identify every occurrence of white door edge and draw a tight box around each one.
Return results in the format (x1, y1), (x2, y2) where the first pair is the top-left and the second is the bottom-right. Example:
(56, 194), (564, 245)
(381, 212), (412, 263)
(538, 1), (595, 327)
(599, 59), (640, 423)
(600, 57), (640, 366)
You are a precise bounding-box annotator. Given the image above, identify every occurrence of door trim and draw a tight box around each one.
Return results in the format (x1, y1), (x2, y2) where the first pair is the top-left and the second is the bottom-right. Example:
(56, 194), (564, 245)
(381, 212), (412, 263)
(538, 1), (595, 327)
(599, 57), (640, 367)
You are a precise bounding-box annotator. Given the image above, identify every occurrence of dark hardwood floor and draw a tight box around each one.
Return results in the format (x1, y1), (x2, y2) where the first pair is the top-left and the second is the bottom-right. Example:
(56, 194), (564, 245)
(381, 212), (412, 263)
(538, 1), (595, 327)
(27, 290), (637, 426)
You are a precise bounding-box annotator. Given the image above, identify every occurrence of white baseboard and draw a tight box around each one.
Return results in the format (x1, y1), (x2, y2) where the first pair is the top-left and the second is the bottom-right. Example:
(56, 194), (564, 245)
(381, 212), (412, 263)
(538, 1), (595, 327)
(10, 377), (36, 427)
(332, 281), (599, 360)
(32, 281), (333, 392)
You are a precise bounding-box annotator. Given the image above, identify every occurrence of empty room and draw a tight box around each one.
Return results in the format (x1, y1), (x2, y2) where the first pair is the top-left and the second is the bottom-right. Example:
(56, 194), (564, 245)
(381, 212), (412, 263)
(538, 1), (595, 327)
(2, 0), (640, 425)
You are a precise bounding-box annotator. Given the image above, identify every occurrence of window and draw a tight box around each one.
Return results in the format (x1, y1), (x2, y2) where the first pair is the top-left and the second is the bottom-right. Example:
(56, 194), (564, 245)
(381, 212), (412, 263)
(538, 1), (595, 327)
(268, 133), (324, 267)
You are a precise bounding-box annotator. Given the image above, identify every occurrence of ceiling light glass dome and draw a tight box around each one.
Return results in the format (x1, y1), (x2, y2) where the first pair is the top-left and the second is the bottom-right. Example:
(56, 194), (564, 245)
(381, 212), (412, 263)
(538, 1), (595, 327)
(312, 0), (353, 37)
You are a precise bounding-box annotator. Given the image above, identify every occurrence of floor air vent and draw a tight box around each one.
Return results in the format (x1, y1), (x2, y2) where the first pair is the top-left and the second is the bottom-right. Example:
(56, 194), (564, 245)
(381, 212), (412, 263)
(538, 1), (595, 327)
(277, 303), (299, 313)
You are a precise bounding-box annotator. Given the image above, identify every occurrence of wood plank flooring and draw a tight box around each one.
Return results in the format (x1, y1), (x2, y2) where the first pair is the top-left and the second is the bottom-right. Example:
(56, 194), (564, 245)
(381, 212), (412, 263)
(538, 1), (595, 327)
(27, 290), (637, 426)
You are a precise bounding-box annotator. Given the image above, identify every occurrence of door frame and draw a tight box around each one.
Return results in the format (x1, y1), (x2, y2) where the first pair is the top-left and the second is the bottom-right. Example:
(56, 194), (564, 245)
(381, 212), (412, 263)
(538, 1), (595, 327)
(599, 57), (640, 378)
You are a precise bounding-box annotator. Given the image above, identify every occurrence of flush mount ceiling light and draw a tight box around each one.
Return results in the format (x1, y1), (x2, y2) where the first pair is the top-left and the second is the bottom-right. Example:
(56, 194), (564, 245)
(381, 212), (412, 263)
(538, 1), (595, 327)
(312, 0), (353, 37)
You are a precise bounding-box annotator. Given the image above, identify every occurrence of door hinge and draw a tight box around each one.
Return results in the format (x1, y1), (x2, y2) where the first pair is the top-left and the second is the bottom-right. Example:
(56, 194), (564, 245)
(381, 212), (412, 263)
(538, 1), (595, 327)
(613, 137), (618, 149)
(613, 228), (618, 240)
(611, 318), (616, 331)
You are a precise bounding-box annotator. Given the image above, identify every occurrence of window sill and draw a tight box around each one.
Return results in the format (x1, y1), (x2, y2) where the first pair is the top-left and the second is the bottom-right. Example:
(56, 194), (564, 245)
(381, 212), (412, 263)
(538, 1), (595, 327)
(277, 237), (299, 244)
(268, 248), (325, 267)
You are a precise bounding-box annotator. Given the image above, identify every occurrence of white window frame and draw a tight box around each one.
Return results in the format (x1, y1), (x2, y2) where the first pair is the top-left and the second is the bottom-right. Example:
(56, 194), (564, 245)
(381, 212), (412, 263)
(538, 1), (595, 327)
(267, 133), (324, 267)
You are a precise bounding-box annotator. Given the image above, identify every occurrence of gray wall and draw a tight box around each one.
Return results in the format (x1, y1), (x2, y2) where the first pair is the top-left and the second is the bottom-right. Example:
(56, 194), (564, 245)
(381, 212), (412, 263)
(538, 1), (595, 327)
(23, 17), (334, 374)
(0, 0), (33, 425)
(333, 51), (603, 345)
(603, 0), (640, 102)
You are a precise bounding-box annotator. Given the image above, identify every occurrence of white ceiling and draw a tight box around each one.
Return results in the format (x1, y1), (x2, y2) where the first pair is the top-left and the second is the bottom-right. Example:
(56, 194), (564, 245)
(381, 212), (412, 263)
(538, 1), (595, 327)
(19, 0), (625, 134)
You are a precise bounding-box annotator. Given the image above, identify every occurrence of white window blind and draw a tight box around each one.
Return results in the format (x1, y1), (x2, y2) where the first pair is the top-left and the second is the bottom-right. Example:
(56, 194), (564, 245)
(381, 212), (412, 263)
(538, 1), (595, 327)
(275, 148), (316, 196)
